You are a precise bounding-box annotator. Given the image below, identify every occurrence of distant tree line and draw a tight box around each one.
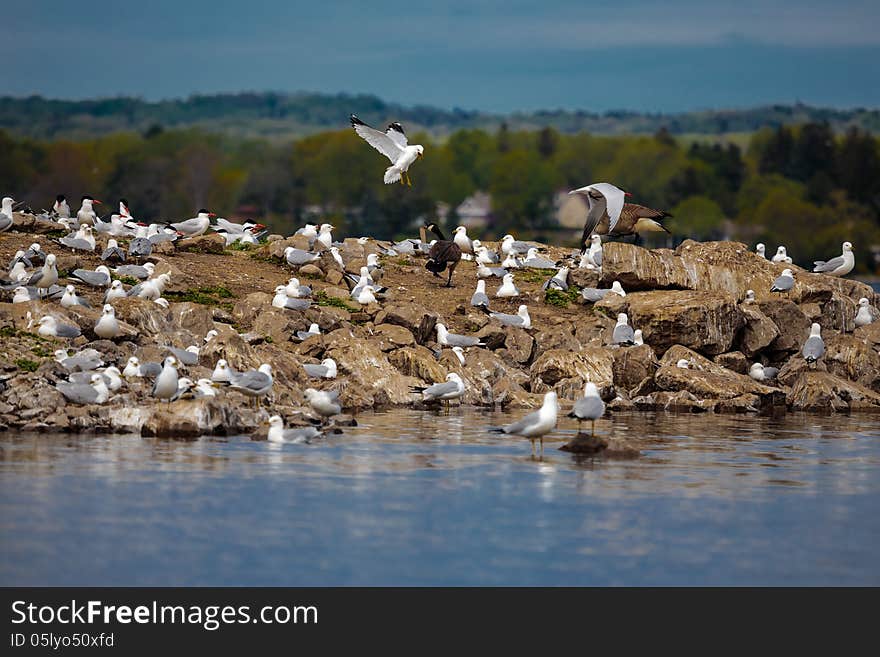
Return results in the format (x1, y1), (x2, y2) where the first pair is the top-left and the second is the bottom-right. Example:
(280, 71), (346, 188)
(1, 120), (878, 271)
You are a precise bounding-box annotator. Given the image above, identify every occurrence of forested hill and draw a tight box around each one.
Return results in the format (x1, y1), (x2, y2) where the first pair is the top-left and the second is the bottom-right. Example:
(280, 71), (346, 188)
(1, 92), (878, 140)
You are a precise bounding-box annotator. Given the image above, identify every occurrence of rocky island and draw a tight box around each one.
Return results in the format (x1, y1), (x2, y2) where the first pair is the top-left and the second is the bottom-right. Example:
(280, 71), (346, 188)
(2, 211), (879, 440)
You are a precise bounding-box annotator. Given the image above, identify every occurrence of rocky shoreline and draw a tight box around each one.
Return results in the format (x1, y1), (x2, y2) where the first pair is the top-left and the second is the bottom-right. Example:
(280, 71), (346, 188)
(2, 212), (880, 438)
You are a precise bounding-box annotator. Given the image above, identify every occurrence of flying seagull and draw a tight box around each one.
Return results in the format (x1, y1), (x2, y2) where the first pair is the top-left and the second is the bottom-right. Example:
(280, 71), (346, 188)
(350, 114), (424, 186)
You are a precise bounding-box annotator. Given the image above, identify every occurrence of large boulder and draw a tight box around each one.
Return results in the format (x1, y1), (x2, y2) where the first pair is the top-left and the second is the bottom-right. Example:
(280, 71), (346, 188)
(600, 240), (875, 305)
(758, 300), (811, 354)
(823, 334), (880, 389)
(596, 290), (744, 356)
(654, 345), (784, 409)
(736, 306), (779, 356)
(611, 344), (658, 391)
(324, 332), (422, 407)
(787, 371), (880, 411)
(530, 347), (615, 399)
(374, 302), (440, 345)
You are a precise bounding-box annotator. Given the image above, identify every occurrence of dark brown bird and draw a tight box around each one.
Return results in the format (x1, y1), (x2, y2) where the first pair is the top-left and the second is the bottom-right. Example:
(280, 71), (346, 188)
(598, 203), (671, 239)
(424, 223), (462, 287)
(571, 183), (671, 251)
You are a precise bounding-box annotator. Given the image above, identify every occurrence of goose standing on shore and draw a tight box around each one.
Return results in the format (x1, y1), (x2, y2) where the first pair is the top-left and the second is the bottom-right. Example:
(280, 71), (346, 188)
(424, 223), (462, 287)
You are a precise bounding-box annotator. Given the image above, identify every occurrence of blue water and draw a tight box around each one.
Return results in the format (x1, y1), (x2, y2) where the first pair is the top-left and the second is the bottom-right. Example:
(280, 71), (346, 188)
(1, 410), (879, 586)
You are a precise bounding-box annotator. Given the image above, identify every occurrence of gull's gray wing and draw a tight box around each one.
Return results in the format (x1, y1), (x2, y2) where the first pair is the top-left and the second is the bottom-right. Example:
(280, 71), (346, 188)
(59, 237), (93, 251)
(147, 233), (176, 245)
(593, 250), (603, 267)
(503, 408), (543, 435)
(571, 396), (605, 420)
(762, 367), (779, 379)
(489, 312), (523, 327)
(581, 288), (609, 303)
(286, 249), (319, 265)
(71, 293), (92, 308)
(470, 291), (490, 307)
(445, 332), (481, 347)
(770, 274), (794, 292)
(295, 330), (320, 341)
(422, 380), (459, 399)
(281, 427), (321, 444)
(812, 256), (844, 273)
(60, 356), (103, 371)
(523, 257), (556, 270)
(69, 371), (111, 385)
(72, 269), (110, 287)
(231, 370), (271, 392)
(55, 322), (82, 338)
(167, 347), (199, 366)
(282, 297), (311, 311)
(114, 265), (149, 279)
(302, 364), (329, 378)
(140, 362), (163, 377)
(613, 324), (634, 344)
(803, 336), (825, 361)
(56, 381), (99, 404)
(101, 246), (126, 262)
(170, 217), (205, 233)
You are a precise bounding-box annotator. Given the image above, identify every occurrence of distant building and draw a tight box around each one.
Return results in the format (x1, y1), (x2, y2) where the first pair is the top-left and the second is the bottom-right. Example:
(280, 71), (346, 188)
(455, 192), (492, 229)
(554, 191), (587, 230)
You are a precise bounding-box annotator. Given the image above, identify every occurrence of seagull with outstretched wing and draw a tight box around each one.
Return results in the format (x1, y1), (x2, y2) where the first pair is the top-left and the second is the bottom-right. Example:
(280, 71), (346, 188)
(350, 114), (424, 186)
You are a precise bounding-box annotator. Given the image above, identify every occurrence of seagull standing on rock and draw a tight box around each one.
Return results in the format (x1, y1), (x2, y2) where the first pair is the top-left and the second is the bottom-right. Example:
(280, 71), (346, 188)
(813, 241), (854, 277)
(470, 280), (490, 308)
(496, 273), (520, 298)
(612, 313), (636, 346)
(60, 284), (91, 309)
(170, 210), (214, 237)
(25, 253), (58, 296)
(228, 363), (274, 407)
(855, 297), (878, 327)
(37, 315), (81, 339)
(436, 323), (484, 348)
(772, 246), (792, 264)
(482, 304), (531, 328)
(749, 363), (779, 382)
(350, 114), (423, 186)
(802, 323), (825, 365)
(302, 359), (337, 380)
(756, 243), (766, 259)
(770, 268), (795, 294)
(152, 356), (181, 402)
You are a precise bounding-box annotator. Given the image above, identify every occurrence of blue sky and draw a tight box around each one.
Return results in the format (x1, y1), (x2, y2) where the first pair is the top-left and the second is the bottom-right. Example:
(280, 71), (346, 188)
(3, 0), (879, 112)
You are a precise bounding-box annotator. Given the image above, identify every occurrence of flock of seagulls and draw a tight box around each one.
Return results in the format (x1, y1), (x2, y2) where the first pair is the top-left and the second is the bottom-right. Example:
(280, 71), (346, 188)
(0, 114), (870, 455)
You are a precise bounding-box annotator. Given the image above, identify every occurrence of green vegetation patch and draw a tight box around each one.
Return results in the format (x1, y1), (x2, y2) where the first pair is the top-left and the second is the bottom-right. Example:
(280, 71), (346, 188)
(226, 241), (254, 252)
(314, 290), (357, 312)
(15, 358), (40, 372)
(518, 269), (551, 284)
(114, 275), (140, 286)
(544, 285), (582, 308)
(164, 285), (234, 307)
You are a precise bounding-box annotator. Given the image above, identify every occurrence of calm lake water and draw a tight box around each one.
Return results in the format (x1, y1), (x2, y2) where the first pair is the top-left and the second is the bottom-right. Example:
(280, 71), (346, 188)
(1, 409), (879, 586)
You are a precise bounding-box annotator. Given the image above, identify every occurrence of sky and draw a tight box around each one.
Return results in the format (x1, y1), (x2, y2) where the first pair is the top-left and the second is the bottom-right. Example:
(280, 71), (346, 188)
(3, 0), (880, 113)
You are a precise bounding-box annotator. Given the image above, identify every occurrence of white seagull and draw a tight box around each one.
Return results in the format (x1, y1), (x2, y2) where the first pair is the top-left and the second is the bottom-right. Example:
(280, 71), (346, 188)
(350, 114), (423, 186)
